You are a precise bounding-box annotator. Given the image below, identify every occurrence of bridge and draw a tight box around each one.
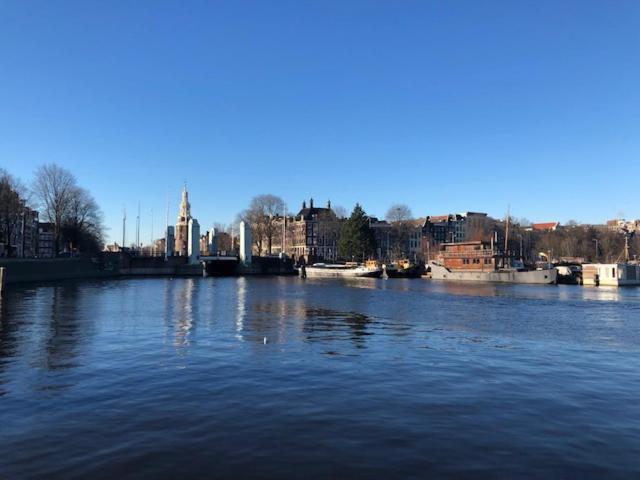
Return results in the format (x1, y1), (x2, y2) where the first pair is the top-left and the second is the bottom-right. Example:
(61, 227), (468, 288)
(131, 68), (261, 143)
(200, 255), (240, 276)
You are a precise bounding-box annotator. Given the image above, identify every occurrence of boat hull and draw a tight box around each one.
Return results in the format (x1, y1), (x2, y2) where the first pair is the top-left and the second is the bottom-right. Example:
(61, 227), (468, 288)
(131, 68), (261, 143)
(385, 266), (422, 278)
(303, 267), (383, 278)
(429, 263), (557, 284)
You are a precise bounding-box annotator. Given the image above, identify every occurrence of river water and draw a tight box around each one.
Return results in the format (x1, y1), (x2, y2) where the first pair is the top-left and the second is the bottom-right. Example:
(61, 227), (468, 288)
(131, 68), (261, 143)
(1, 277), (639, 479)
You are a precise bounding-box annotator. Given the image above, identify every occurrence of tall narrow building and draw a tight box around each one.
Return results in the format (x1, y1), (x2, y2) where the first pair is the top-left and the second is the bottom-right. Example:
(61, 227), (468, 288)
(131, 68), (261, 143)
(174, 186), (192, 256)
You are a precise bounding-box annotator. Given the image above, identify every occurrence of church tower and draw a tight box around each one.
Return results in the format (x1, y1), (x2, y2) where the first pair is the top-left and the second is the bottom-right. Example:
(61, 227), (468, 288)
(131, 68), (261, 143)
(174, 185), (191, 256)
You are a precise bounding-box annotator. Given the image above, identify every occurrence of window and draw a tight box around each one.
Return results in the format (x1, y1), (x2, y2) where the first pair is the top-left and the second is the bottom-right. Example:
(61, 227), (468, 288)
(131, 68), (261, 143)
(612, 267), (616, 278)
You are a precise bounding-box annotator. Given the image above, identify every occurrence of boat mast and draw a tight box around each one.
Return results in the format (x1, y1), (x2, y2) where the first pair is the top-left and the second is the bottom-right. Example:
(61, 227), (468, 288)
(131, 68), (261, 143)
(282, 200), (286, 255)
(503, 206), (510, 267)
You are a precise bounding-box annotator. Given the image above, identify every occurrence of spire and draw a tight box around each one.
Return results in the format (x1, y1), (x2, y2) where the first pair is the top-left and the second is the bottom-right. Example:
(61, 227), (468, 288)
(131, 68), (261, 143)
(177, 184), (191, 222)
(310, 197), (314, 208)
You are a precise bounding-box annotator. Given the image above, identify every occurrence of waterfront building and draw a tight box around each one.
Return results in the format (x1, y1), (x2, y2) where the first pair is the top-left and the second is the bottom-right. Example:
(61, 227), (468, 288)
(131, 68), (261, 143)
(368, 217), (392, 260)
(14, 208), (39, 258)
(200, 233), (211, 256)
(0, 208), (39, 258)
(37, 222), (55, 258)
(188, 218), (200, 264)
(407, 219), (423, 261)
(422, 212), (489, 245)
(368, 217), (423, 261)
(287, 199), (341, 264)
(165, 226), (175, 257)
(607, 219), (640, 233)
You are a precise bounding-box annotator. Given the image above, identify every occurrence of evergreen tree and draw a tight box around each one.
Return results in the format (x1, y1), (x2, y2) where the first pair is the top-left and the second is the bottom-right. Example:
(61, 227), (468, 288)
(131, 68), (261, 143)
(338, 204), (376, 261)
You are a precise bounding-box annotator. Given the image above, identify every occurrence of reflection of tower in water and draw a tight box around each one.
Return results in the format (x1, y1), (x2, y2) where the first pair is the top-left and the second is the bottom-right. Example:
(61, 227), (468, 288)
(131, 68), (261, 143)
(173, 278), (197, 348)
(235, 277), (247, 342)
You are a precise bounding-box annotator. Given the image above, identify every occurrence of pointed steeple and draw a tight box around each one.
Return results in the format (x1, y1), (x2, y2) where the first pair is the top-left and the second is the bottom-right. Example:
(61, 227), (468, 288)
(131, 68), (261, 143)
(178, 184), (191, 222)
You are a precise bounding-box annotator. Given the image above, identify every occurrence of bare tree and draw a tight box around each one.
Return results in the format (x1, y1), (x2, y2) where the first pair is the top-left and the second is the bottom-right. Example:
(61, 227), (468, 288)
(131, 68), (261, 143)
(332, 205), (348, 219)
(62, 186), (105, 252)
(0, 169), (28, 257)
(239, 194), (285, 255)
(385, 204), (413, 224)
(385, 204), (414, 258)
(32, 164), (77, 255)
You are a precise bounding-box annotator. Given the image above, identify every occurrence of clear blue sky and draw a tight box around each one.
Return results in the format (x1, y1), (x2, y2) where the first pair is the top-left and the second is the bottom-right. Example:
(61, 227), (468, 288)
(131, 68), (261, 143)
(1, 1), (639, 243)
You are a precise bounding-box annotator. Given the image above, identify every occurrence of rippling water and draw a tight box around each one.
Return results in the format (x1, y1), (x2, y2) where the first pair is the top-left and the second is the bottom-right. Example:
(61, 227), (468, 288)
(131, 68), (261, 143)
(1, 277), (640, 479)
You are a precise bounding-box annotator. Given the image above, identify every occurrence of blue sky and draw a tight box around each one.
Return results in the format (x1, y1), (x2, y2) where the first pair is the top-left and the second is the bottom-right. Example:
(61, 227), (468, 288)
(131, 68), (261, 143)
(1, 1), (639, 243)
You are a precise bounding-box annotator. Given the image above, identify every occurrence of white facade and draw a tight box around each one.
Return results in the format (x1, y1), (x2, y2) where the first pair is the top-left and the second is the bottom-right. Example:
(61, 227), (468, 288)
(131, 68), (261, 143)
(188, 218), (200, 264)
(240, 221), (252, 264)
(582, 263), (640, 287)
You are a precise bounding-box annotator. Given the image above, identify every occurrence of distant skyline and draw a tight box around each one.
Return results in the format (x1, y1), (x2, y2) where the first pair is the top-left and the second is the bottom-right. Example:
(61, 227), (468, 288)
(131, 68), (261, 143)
(2, 1), (639, 243)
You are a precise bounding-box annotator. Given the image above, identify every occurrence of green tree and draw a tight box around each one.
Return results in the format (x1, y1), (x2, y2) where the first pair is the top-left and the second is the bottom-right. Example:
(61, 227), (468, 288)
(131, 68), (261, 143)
(338, 204), (375, 261)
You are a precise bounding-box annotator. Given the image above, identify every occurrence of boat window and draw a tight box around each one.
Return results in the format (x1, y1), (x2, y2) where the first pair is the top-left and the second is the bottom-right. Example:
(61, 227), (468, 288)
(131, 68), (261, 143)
(612, 267), (616, 278)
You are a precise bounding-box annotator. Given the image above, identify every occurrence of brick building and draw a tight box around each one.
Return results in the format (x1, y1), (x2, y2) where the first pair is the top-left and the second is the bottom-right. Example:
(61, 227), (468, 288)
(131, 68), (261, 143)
(285, 198), (341, 264)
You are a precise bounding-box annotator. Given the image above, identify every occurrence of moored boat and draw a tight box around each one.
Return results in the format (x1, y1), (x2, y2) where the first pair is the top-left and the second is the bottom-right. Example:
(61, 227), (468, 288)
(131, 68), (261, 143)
(582, 263), (640, 287)
(301, 260), (383, 278)
(384, 259), (423, 278)
(429, 240), (558, 285)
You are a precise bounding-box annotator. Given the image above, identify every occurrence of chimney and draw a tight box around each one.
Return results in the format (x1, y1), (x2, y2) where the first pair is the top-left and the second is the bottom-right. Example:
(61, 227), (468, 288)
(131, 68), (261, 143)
(302, 200), (306, 209)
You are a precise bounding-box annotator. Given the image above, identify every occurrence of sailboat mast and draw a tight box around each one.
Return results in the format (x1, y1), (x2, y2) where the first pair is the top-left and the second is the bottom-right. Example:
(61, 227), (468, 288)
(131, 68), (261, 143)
(504, 207), (510, 267)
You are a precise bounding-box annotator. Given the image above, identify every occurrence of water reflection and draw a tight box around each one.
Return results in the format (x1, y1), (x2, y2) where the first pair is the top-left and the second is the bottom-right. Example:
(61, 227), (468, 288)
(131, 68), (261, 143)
(2, 277), (640, 479)
(42, 285), (85, 374)
(235, 277), (247, 342)
(302, 308), (373, 348)
(164, 278), (199, 349)
(581, 287), (622, 302)
(0, 291), (15, 396)
(432, 281), (500, 298)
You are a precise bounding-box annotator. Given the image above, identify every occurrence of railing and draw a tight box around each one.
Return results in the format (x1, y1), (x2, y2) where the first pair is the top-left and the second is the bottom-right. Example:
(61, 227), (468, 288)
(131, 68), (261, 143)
(439, 249), (496, 258)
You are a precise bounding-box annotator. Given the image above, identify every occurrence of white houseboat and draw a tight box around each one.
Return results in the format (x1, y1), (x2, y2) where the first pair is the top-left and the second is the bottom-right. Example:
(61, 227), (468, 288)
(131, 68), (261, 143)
(582, 263), (640, 287)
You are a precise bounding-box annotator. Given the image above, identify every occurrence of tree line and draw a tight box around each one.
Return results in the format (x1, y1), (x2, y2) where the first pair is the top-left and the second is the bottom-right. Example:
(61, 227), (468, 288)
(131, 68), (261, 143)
(471, 218), (639, 264)
(238, 193), (638, 264)
(0, 164), (105, 257)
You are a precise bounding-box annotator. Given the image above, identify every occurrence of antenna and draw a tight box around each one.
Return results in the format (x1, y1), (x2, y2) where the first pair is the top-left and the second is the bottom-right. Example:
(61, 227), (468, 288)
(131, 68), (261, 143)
(165, 190), (169, 260)
(504, 206), (510, 262)
(136, 201), (141, 251)
(122, 207), (127, 250)
(282, 200), (286, 255)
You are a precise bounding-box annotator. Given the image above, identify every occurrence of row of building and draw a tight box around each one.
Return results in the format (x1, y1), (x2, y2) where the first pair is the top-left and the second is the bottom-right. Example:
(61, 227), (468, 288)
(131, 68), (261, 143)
(105, 186), (639, 266)
(0, 207), (55, 258)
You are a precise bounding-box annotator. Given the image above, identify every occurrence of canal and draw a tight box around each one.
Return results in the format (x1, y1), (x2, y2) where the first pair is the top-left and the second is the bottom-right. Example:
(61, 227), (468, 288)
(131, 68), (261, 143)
(1, 277), (640, 478)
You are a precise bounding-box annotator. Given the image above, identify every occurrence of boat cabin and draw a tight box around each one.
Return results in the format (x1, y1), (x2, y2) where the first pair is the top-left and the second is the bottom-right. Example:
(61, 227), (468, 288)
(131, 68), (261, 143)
(437, 241), (498, 271)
